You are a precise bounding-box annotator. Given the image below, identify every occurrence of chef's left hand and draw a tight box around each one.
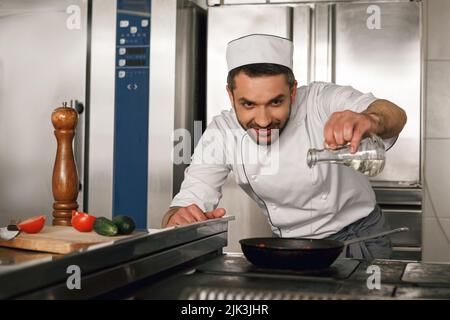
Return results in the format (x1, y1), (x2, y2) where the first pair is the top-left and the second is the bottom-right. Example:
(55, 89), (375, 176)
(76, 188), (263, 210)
(324, 110), (379, 153)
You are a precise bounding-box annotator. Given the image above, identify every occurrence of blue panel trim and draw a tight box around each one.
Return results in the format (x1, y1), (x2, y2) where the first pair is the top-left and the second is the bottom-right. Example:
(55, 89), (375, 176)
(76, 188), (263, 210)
(113, 0), (151, 229)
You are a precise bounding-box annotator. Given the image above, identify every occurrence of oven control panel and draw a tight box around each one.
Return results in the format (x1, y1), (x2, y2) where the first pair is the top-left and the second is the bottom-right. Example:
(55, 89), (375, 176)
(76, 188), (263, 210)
(113, 0), (151, 229)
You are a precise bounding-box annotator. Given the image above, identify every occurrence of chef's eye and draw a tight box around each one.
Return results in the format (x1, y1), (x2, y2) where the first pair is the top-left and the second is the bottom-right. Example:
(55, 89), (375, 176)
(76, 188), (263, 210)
(271, 99), (283, 106)
(242, 101), (253, 108)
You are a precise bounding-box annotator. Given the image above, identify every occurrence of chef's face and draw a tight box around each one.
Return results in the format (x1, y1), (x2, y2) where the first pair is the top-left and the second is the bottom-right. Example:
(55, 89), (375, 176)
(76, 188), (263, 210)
(227, 71), (297, 145)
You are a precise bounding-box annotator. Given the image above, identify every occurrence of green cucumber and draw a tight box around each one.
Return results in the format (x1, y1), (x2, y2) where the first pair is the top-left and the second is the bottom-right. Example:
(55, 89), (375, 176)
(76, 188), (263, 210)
(112, 215), (136, 235)
(93, 217), (118, 236)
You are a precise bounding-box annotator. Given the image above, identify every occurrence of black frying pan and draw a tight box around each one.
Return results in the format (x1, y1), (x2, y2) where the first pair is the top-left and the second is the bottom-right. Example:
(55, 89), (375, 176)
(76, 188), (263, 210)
(240, 227), (408, 270)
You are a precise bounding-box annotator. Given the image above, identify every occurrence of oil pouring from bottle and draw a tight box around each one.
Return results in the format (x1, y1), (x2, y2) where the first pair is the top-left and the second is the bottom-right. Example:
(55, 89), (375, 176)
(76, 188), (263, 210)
(307, 135), (386, 177)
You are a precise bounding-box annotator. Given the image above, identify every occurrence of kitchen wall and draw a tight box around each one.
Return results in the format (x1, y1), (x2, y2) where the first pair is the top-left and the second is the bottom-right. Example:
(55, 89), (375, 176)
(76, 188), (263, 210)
(422, 0), (450, 263)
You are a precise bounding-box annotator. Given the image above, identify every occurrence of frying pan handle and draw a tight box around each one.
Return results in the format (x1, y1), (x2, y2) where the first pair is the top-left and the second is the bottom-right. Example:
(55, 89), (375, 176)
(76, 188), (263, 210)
(343, 227), (409, 246)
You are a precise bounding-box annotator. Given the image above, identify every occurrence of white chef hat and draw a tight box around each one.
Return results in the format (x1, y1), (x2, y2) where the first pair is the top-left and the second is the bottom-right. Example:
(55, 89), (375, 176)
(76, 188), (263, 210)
(226, 34), (293, 72)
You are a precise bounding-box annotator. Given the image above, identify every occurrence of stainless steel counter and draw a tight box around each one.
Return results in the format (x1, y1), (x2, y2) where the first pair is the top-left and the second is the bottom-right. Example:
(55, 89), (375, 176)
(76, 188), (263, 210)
(2, 215), (450, 300)
(0, 216), (234, 299)
(129, 255), (450, 300)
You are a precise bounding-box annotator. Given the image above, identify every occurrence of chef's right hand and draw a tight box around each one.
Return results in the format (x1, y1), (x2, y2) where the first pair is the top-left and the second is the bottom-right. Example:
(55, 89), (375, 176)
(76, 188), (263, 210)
(165, 204), (226, 227)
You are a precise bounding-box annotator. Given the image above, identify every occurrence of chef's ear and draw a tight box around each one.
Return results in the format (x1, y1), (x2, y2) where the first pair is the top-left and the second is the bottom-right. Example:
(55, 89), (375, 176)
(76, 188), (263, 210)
(226, 84), (234, 104)
(291, 80), (298, 102)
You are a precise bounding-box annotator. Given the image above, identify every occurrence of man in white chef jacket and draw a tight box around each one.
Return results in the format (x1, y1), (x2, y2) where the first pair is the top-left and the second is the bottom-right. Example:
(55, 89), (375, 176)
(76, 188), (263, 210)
(162, 34), (407, 261)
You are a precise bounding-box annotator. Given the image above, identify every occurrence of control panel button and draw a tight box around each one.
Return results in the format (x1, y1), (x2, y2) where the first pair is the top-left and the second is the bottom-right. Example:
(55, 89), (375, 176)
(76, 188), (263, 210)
(118, 59), (126, 67)
(119, 47), (126, 55)
(141, 19), (149, 27)
(130, 26), (138, 34)
(118, 71), (126, 78)
(119, 38), (126, 44)
(119, 20), (129, 28)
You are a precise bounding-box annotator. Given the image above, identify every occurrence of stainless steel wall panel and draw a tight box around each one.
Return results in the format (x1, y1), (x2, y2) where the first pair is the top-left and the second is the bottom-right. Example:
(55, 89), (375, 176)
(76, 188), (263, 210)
(334, 2), (422, 184)
(207, 5), (292, 124)
(312, 4), (333, 82)
(147, 0), (178, 227)
(87, 0), (117, 219)
(173, 5), (207, 196)
(293, 5), (312, 86)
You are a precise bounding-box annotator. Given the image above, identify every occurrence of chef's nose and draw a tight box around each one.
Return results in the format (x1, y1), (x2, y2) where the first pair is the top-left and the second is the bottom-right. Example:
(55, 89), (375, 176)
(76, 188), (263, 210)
(254, 107), (271, 128)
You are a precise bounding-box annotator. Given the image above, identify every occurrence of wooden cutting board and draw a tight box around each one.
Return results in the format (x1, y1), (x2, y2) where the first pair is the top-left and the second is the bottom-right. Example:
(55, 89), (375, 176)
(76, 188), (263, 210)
(0, 226), (144, 254)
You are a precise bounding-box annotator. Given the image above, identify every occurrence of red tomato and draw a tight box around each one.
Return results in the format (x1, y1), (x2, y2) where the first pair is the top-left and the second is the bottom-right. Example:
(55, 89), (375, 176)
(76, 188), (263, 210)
(71, 210), (96, 232)
(17, 215), (46, 234)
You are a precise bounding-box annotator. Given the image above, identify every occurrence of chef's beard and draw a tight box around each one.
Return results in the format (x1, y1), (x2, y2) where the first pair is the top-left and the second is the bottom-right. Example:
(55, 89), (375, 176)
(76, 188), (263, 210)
(234, 104), (292, 146)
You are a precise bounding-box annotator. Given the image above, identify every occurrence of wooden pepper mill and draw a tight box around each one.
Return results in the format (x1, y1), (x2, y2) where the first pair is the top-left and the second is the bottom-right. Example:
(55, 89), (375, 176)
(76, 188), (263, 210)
(51, 102), (79, 226)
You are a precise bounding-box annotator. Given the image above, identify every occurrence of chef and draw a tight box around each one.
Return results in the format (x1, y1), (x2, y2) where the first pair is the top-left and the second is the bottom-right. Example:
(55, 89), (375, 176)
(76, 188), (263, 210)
(162, 34), (407, 261)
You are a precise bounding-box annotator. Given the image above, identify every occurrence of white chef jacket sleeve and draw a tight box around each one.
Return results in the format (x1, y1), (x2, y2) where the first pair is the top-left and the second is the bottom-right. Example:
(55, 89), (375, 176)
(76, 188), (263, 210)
(314, 82), (397, 150)
(170, 119), (231, 212)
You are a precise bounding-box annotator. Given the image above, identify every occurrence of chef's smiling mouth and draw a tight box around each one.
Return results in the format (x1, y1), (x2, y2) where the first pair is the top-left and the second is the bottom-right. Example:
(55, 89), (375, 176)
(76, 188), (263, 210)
(254, 128), (272, 136)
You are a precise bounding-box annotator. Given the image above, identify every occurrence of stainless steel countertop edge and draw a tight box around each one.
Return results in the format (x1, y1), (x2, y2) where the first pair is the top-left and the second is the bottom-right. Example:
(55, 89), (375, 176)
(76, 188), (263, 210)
(0, 217), (234, 299)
